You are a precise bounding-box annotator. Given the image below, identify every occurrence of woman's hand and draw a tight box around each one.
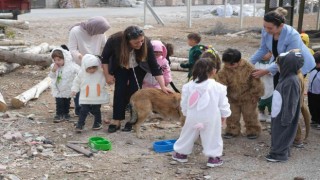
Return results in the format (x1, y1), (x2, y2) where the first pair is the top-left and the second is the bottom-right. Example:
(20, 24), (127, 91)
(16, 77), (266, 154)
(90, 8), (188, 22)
(252, 69), (269, 78)
(106, 74), (115, 85)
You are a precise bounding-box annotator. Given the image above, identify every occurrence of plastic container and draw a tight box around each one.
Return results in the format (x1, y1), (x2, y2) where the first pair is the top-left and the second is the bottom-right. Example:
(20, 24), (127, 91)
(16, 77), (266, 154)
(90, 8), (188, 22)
(89, 137), (112, 151)
(153, 139), (176, 153)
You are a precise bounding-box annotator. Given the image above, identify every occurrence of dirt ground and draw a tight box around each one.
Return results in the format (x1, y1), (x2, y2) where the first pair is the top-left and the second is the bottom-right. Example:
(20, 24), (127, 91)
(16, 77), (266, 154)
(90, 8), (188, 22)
(0, 7), (320, 180)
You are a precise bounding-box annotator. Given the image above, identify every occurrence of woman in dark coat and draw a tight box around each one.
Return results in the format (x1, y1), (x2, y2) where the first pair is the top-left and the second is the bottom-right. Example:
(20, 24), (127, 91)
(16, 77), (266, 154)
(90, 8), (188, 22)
(101, 26), (172, 133)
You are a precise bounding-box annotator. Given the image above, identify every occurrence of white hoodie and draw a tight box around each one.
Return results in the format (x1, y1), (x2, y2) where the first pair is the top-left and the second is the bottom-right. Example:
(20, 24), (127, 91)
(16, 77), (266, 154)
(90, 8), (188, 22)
(48, 48), (80, 98)
(181, 79), (231, 122)
(71, 54), (108, 105)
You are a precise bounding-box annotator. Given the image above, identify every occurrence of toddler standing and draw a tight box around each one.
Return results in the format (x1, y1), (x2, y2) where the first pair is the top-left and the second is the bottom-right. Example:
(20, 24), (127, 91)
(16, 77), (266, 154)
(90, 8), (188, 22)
(71, 54), (108, 132)
(173, 58), (231, 167)
(254, 51), (274, 122)
(143, 40), (172, 89)
(308, 51), (320, 129)
(49, 47), (80, 123)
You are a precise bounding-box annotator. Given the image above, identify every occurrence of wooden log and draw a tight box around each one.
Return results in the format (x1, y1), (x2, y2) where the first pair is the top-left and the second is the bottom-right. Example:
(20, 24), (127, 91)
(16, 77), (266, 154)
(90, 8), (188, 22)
(0, 19), (29, 30)
(0, 13), (14, 19)
(66, 143), (93, 157)
(0, 50), (51, 67)
(170, 62), (188, 72)
(0, 46), (27, 51)
(0, 40), (25, 46)
(0, 91), (7, 112)
(170, 56), (188, 63)
(0, 62), (20, 75)
(11, 77), (51, 108)
(24, 43), (50, 54)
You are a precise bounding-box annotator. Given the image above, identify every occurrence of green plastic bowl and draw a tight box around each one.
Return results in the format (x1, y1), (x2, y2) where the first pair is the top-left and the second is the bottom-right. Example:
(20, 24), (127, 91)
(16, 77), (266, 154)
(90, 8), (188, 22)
(89, 137), (112, 151)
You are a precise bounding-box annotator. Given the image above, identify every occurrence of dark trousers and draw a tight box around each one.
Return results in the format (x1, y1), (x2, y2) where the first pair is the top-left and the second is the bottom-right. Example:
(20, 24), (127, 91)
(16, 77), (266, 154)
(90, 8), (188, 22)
(273, 72), (280, 88)
(113, 66), (146, 120)
(73, 92), (81, 115)
(78, 104), (102, 126)
(56, 98), (71, 115)
(308, 92), (320, 124)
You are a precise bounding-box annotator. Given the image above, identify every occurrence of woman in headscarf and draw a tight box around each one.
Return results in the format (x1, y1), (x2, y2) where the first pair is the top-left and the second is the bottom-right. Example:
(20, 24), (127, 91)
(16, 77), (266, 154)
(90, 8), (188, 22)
(68, 16), (111, 116)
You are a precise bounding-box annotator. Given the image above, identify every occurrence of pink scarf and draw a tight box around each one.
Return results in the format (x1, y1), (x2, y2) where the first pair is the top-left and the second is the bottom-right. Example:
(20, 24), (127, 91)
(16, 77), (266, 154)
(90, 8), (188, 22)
(71, 16), (111, 36)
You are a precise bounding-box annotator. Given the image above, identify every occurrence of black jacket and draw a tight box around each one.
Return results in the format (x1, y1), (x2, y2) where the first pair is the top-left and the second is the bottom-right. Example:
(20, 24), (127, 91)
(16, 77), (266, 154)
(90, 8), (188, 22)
(101, 32), (162, 76)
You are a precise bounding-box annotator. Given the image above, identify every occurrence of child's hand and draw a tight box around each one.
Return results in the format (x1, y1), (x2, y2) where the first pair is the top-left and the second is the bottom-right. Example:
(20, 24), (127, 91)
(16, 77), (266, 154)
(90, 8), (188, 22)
(71, 91), (76, 98)
(252, 97), (259, 104)
(52, 63), (59, 72)
(221, 117), (227, 126)
(78, 54), (83, 61)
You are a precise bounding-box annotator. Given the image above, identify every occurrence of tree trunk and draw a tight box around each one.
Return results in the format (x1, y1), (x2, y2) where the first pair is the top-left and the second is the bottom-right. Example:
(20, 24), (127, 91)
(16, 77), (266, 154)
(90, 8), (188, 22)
(0, 62), (20, 75)
(170, 56), (188, 63)
(170, 62), (188, 72)
(0, 19), (29, 30)
(11, 77), (51, 108)
(0, 40), (25, 46)
(0, 50), (51, 67)
(24, 43), (50, 54)
(0, 13), (14, 19)
(0, 91), (7, 112)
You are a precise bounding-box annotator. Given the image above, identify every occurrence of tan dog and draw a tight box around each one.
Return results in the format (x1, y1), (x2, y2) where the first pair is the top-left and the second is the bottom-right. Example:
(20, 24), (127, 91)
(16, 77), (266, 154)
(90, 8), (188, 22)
(294, 72), (311, 146)
(128, 88), (185, 138)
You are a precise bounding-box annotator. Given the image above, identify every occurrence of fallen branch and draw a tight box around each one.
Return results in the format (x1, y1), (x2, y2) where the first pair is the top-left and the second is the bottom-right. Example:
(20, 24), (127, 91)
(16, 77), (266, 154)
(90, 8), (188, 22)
(0, 62), (20, 75)
(0, 19), (29, 30)
(0, 50), (51, 67)
(0, 91), (7, 112)
(66, 143), (93, 157)
(67, 141), (88, 144)
(66, 169), (94, 174)
(11, 77), (51, 108)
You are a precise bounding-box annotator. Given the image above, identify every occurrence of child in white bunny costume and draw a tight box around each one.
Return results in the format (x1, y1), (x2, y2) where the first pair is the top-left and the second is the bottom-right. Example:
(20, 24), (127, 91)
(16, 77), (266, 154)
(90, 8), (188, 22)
(172, 58), (231, 168)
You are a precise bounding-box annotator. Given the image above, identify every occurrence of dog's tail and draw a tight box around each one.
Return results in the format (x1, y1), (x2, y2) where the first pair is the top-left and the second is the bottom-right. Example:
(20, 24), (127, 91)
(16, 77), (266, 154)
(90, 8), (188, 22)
(301, 103), (310, 139)
(129, 104), (138, 125)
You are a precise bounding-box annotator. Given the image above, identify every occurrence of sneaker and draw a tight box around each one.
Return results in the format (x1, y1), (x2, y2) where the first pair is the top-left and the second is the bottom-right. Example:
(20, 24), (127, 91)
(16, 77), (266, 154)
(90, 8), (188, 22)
(265, 154), (287, 163)
(207, 157), (223, 167)
(292, 142), (304, 148)
(259, 112), (267, 122)
(63, 114), (71, 121)
(172, 152), (188, 163)
(223, 133), (235, 139)
(75, 125), (83, 133)
(310, 121), (318, 127)
(53, 115), (63, 123)
(247, 134), (258, 139)
(266, 114), (271, 123)
(92, 123), (102, 130)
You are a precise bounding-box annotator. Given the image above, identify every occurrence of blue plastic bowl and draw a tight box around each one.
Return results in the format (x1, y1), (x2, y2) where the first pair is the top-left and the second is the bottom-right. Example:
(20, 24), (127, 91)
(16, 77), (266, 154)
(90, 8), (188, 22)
(153, 139), (176, 153)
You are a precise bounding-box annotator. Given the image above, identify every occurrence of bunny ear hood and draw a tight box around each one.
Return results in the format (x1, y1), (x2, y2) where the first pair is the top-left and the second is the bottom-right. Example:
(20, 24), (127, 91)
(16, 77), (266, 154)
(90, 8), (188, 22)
(151, 40), (167, 58)
(188, 80), (211, 111)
